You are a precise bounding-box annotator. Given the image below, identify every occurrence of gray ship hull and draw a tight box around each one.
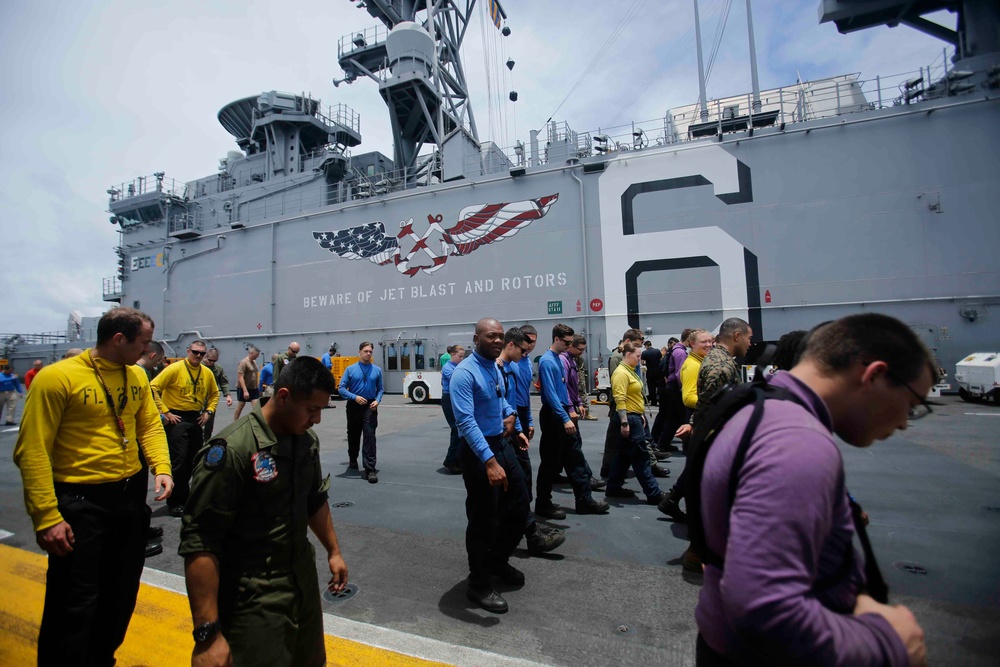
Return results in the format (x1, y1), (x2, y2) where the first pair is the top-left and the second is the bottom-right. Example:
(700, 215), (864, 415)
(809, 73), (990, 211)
(46, 91), (993, 392)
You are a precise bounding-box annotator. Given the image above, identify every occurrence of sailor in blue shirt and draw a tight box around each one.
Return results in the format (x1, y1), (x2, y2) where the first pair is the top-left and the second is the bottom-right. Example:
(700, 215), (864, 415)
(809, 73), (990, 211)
(320, 345), (335, 371)
(338, 342), (384, 483)
(499, 328), (565, 556)
(450, 318), (529, 614)
(440, 345), (465, 473)
(0, 366), (23, 425)
(536, 324), (609, 518)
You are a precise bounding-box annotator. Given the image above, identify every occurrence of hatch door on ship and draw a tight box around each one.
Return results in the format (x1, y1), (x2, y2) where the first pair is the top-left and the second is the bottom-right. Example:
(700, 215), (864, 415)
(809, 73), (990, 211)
(381, 337), (433, 394)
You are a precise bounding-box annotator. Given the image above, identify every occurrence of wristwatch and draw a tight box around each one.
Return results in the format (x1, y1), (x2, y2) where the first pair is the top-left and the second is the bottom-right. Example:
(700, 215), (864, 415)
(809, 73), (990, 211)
(193, 620), (220, 643)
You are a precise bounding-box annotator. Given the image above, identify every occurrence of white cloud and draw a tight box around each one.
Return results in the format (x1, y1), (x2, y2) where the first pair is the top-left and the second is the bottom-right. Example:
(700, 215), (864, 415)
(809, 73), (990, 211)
(0, 0), (956, 333)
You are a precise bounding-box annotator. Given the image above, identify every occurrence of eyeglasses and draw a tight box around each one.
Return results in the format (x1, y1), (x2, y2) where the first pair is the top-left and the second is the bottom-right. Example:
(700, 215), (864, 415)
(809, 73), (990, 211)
(189, 350), (206, 357)
(886, 369), (935, 420)
(517, 345), (530, 355)
(560, 338), (574, 345)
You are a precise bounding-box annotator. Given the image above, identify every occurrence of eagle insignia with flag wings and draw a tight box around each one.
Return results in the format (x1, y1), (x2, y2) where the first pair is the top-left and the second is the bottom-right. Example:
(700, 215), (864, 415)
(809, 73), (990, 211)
(312, 193), (558, 276)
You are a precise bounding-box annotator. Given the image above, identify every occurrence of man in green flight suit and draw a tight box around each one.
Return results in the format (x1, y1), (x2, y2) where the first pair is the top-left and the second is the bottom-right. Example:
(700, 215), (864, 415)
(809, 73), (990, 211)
(180, 356), (348, 667)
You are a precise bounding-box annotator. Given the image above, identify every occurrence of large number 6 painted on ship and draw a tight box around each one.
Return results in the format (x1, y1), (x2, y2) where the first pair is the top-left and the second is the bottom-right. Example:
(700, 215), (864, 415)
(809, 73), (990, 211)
(597, 145), (760, 340)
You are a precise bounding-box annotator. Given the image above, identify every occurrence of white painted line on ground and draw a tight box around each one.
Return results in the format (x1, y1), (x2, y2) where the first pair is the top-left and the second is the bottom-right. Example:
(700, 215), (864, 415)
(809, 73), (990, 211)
(0, 530), (14, 540)
(964, 413), (1000, 416)
(142, 568), (546, 667)
(3, 428), (18, 433)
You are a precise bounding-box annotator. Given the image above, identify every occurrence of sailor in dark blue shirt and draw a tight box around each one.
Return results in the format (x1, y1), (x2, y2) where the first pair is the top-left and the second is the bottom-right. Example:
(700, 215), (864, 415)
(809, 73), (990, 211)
(450, 318), (530, 614)
(338, 342), (384, 483)
(536, 324), (609, 518)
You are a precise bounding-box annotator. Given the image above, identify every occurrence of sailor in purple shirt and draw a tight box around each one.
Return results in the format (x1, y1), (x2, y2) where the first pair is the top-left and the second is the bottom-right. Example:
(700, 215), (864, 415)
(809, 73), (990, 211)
(695, 314), (932, 666)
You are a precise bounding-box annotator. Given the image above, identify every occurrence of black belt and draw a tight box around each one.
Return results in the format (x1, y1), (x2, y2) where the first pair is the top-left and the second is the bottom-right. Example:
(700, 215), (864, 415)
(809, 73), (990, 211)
(55, 470), (144, 503)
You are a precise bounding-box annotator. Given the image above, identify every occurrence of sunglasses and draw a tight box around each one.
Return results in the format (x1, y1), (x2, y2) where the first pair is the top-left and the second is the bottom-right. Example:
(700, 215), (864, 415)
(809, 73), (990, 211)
(517, 345), (530, 355)
(189, 350), (207, 357)
(886, 369), (936, 420)
(560, 338), (574, 345)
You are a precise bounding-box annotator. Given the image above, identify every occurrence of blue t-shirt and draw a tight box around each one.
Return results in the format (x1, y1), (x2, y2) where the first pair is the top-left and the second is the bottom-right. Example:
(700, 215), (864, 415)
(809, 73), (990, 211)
(320, 352), (333, 370)
(338, 362), (385, 402)
(538, 349), (571, 422)
(259, 363), (274, 391)
(441, 360), (458, 394)
(450, 351), (516, 463)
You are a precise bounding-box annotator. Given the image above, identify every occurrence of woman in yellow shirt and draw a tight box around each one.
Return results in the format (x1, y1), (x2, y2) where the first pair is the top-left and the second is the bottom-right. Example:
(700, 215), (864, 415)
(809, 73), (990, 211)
(605, 342), (663, 503)
(680, 330), (714, 412)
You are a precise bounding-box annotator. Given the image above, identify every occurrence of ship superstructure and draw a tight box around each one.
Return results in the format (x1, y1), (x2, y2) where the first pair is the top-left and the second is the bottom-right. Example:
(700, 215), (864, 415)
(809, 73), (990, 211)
(5, 0), (998, 391)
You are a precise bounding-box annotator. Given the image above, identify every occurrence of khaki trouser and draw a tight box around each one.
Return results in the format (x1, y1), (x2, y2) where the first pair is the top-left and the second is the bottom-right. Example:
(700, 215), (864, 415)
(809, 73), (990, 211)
(0, 391), (18, 423)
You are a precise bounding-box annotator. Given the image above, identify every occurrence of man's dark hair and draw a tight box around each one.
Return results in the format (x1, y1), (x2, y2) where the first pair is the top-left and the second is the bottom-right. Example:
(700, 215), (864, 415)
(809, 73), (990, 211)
(800, 313), (934, 384)
(572, 334), (586, 347)
(274, 356), (336, 397)
(519, 324), (537, 337)
(643, 340), (652, 347)
(359, 341), (373, 351)
(96, 307), (154, 345)
(505, 327), (528, 346)
(622, 328), (643, 343)
(679, 328), (694, 345)
(668, 337), (679, 346)
(552, 323), (574, 341)
(147, 340), (165, 356)
(771, 330), (808, 371)
(717, 317), (750, 341)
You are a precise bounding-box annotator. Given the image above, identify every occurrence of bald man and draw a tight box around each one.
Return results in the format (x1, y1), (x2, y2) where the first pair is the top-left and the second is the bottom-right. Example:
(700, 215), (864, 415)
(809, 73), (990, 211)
(272, 342), (300, 384)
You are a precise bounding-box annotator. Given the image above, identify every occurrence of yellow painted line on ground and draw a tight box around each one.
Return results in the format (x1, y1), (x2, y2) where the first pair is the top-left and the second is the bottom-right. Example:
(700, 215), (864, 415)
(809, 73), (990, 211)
(0, 543), (450, 667)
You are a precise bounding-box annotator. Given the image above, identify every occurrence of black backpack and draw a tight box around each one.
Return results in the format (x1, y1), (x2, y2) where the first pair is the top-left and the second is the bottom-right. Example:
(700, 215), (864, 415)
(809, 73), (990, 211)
(685, 350), (889, 604)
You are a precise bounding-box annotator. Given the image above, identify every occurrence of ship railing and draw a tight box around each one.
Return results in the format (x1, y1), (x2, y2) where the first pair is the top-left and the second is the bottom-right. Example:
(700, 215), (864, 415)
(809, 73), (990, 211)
(338, 25), (388, 58)
(108, 173), (187, 202)
(168, 213), (202, 235)
(103, 276), (124, 298)
(327, 103), (361, 134)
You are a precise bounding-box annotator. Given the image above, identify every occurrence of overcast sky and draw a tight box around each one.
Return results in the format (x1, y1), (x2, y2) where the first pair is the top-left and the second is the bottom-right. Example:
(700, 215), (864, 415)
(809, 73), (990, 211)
(0, 0), (950, 335)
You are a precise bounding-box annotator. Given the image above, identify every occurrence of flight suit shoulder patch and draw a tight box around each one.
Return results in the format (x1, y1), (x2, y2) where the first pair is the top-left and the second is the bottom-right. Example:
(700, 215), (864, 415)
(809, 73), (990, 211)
(204, 439), (228, 470)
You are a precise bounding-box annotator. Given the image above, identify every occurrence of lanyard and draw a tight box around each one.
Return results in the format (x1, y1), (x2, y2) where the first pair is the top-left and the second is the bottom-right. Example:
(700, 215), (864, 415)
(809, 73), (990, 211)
(88, 350), (129, 448)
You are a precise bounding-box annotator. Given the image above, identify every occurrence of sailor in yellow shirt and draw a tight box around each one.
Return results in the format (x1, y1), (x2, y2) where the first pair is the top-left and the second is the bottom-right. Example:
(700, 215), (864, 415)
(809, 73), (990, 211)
(12, 307), (173, 667)
(604, 341), (663, 503)
(680, 329), (714, 412)
(151, 339), (219, 517)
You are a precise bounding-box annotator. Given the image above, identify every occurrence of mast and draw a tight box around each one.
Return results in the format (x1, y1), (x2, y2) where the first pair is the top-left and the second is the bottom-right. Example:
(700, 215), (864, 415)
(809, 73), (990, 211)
(746, 0), (761, 113)
(693, 0), (709, 121)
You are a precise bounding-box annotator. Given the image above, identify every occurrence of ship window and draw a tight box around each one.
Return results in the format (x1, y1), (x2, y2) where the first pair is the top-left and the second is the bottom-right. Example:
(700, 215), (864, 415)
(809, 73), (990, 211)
(367, 165), (375, 176)
(385, 343), (398, 371)
(414, 341), (425, 370)
(400, 343), (411, 371)
(133, 300), (140, 309)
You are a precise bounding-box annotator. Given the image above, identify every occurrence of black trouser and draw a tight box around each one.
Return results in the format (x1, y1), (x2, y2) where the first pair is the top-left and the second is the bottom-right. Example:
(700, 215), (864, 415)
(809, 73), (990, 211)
(39, 472), (149, 667)
(346, 401), (378, 471)
(696, 634), (741, 666)
(203, 409), (217, 441)
(166, 410), (203, 510)
(515, 406), (536, 530)
(461, 435), (529, 590)
(537, 404), (592, 505)
(651, 381), (685, 447)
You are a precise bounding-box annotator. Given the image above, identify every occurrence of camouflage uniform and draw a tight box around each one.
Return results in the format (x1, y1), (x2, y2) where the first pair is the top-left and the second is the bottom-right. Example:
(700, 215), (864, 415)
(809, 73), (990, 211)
(179, 406), (331, 667)
(695, 345), (740, 414)
(204, 361), (230, 440)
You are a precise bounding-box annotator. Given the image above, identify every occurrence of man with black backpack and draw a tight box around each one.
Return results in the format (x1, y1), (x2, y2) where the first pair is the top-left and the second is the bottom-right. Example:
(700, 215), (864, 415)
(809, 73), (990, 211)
(692, 314), (930, 666)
